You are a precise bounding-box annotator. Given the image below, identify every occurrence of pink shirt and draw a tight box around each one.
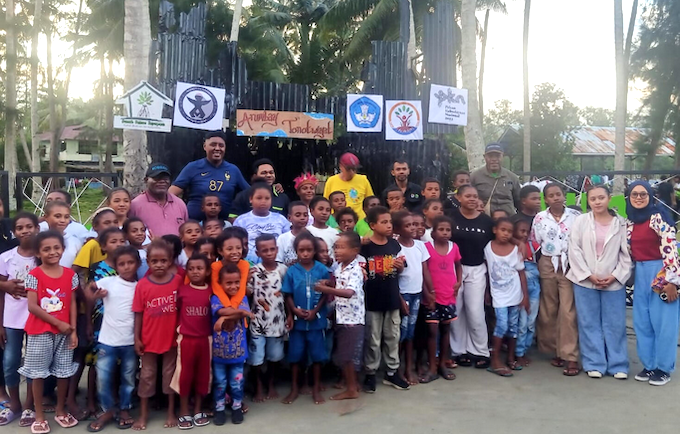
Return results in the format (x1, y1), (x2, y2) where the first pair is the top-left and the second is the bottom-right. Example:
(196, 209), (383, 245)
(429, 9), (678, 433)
(129, 191), (188, 237)
(594, 220), (611, 258)
(425, 241), (462, 306)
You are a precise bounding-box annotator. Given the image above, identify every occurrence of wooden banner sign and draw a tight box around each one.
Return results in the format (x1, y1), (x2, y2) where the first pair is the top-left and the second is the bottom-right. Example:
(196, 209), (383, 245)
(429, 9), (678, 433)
(236, 109), (334, 140)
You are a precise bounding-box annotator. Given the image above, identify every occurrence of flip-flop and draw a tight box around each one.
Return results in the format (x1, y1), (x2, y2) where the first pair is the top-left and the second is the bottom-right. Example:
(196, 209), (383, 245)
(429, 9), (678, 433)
(563, 367), (581, 377)
(0, 408), (18, 426)
(177, 416), (193, 430)
(192, 413), (210, 427)
(507, 361), (523, 371)
(20, 409), (36, 427)
(457, 355), (472, 367)
(438, 367), (456, 380)
(87, 419), (111, 432)
(487, 366), (514, 377)
(550, 357), (565, 368)
(54, 413), (79, 429)
(419, 372), (440, 384)
(31, 420), (51, 434)
(475, 358), (491, 369)
(117, 416), (134, 430)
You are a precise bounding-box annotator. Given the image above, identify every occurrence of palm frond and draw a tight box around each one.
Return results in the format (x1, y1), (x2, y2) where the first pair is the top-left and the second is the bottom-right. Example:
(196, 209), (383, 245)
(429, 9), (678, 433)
(343, 0), (398, 62)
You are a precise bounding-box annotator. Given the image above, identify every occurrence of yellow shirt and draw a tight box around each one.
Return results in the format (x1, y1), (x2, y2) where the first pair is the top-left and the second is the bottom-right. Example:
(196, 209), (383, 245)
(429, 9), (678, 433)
(323, 174), (374, 219)
(73, 239), (106, 270)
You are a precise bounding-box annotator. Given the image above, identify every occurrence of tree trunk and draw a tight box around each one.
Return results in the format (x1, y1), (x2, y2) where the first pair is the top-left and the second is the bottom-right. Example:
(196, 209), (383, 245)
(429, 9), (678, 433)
(105, 56), (114, 176)
(30, 0), (43, 200)
(522, 0), (531, 178)
(5, 0), (18, 211)
(461, 0), (484, 170)
(123, 0), (151, 194)
(98, 56), (105, 172)
(47, 25), (59, 178)
(229, 0), (243, 42)
(479, 8), (490, 123)
(613, 0), (626, 194)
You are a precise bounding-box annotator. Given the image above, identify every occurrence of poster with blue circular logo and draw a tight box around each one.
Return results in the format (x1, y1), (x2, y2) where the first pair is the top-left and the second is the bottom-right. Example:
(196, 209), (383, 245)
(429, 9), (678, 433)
(173, 81), (226, 131)
(346, 94), (383, 132)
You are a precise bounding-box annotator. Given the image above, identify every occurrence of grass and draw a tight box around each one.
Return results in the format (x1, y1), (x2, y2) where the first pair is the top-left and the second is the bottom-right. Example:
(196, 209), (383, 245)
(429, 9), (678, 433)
(16, 184), (108, 228)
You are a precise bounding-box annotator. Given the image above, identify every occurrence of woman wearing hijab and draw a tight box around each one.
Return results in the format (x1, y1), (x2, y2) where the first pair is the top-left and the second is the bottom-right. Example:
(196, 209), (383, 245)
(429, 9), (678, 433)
(626, 180), (680, 386)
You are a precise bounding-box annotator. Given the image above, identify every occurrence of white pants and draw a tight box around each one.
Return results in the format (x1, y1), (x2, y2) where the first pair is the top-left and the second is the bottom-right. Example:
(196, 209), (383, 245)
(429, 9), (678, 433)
(450, 264), (489, 358)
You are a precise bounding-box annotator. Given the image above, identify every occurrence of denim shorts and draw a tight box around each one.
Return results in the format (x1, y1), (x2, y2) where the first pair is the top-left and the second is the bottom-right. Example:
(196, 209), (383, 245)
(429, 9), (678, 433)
(400, 293), (421, 341)
(288, 329), (327, 364)
(247, 335), (285, 366)
(493, 306), (520, 338)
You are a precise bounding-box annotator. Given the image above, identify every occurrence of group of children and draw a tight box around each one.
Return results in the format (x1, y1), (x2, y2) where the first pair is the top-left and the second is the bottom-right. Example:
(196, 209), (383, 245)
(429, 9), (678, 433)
(0, 172), (566, 434)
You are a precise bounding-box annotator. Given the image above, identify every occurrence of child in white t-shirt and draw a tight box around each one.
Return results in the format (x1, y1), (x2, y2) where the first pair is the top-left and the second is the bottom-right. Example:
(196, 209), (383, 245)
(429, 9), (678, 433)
(307, 197), (339, 259)
(276, 201), (309, 266)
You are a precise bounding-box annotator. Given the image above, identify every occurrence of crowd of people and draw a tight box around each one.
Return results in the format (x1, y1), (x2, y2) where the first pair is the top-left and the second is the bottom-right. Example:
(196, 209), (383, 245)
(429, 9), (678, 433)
(0, 132), (679, 434)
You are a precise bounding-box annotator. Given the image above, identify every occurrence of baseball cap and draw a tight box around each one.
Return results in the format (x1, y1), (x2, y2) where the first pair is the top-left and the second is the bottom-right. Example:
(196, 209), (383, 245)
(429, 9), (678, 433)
(146, 163), (171, 178)
(339, 152), (361, 169)
(484, 143), (504, 154)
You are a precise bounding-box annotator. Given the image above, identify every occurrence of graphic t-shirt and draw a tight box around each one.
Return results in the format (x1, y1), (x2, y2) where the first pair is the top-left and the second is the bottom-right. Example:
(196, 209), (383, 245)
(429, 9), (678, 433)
(449, 209), (494, 266)
(172, 158), (250, 220)
(233, 211), (290, 263)
(211, 296), (250, 364)
(96, 276), (136, 347)
(132, 274), (181, 354)
(484, 243), (525, 308)
(425, 241), (462, 305)
(73, 239), (106, 271)
(334, 258), (365, 325)
(177, 283), (212, 337)
(398, 240), (430, 295)
(323, 174), (375, 220)
(0, 247), (37, 329)
(247, 263), (287, 337)
(24, 267), (78, 335)
(275, 231), (298, 266)
(361, 239), (402, 312)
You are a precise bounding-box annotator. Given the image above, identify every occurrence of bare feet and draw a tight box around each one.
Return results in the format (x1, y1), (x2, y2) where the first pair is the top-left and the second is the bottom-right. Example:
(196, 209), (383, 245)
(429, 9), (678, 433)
(281, 389), (299, 404)
(163, 416), (178, 428)
(132, 418), (147, 431)
(252, 390), (266, 403)
(300, 385), (311, 395)
(333, 380), (345, 390)
(406, 372), (419, 386)
(266, 388), (279, 400)
(329, 390), (359, 401)
(312, 390), (325, 405)
(517, 356), (531, 367)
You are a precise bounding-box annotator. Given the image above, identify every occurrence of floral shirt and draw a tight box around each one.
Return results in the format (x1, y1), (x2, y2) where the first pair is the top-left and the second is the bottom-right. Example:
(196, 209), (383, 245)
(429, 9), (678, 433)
(531, 207), (581, 272)
(211, 295), (250, 364)
(333, 258), (365, 325)
(247, 263), (288, 337)
(626, 213), (680, 287)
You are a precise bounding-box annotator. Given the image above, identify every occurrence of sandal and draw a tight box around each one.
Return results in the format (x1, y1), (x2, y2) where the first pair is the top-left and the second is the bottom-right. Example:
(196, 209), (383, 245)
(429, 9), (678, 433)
(438, 367), (456, 381)
(550, 357), (564, 368)
(31, 420), (51, 434)
(0, 408), (18, 426)
(475, 358), (491, 369)
(177, 416), (193, 430)
(87, 419), (111, 433)
(457, 355), (472, 367)
(20, 409), (36, 427)
(419, 372), (439, 384)
(117, 416), (135, 430)
(192, 413), (210, 427)
(507, 361), (523, 371)
(563, 366), (581, 377)
(54, 413), (79, 429)
(487, 366), (514, 377)
(444, 359), (458, 369)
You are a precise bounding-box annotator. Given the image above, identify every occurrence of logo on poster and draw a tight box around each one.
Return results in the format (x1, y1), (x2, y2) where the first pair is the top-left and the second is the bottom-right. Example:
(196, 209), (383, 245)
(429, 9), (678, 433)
(349, 97), (380, 129)
(388, 102), (420, 135)
(178, 86), (218, 124)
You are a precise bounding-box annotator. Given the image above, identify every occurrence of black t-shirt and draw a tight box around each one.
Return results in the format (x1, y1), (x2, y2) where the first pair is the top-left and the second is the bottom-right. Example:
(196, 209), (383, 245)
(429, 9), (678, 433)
(361, 238), (402, 312)
(0, 218), (17, 255)
(381, 182), (423, 211)
(450, 209), (494, 266)
(229, 186), (290, 218)
(657, 182), (674, 206)
(510, 211), (535, 227)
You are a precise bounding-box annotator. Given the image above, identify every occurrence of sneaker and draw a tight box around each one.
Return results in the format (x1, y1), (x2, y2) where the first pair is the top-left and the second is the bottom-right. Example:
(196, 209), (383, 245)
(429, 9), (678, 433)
(382, 373), (410, 390)
(587, 371), (603, 378)
(231, 407), (244, 424)
(649, 370), (671, 386)
(634, 369), (654, 382)
(613, 372), (628, 380)
(363, 374), (376, 393)
(213, 410), (227, 426)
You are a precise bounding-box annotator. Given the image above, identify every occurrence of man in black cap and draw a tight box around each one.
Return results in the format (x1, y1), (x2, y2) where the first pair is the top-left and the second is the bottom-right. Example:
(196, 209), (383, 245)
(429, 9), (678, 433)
(469, 143), (521, 215)
(381, 159), (422, 211)
(129, 163), (189, 236)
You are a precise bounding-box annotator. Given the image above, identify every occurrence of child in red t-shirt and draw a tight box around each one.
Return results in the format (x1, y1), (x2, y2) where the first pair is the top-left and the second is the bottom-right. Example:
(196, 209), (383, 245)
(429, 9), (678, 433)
(19, 230), (80, 433)
(132, 240), (182, 430)
(170, 254), (213, 429)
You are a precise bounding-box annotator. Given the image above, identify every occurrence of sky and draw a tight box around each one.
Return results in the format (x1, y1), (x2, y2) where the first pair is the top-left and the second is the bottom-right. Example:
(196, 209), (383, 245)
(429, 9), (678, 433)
(65, 0), (642, 112)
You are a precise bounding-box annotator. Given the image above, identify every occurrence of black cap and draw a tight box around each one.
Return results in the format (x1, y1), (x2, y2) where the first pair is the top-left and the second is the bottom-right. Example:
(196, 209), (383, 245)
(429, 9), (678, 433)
(146, 163), (171, 178)
(484, 143), (504, 154)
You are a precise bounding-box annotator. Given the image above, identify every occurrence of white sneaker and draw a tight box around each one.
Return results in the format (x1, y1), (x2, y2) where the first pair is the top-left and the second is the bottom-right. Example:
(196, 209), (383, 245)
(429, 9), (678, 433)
(613, 372), (628, 380)
(587, 371), (603, 378)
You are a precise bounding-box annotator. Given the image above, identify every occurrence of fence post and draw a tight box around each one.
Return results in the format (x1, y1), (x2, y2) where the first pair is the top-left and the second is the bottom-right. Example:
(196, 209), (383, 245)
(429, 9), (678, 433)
(14, 174), (23, 212)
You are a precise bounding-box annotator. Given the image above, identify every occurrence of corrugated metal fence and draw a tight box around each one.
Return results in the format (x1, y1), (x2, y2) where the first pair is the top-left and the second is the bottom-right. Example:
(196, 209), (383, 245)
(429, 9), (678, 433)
(148, 0), (457, 195)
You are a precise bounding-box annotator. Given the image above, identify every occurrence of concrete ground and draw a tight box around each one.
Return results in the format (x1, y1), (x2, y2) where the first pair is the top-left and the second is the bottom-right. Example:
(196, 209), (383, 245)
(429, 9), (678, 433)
(36, 311), (680, 434)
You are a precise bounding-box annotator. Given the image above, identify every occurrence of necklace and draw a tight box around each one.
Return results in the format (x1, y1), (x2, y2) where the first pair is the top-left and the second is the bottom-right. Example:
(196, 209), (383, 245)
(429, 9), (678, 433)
(549, 208), (564, 221)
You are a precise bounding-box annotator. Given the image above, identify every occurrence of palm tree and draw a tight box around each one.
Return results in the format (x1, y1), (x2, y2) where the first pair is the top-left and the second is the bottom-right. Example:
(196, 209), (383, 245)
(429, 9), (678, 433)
(5, 0), (18, 203)
(231, 0), (244, 42)
(123, 0), (151, 193)
(30, 0), (43, 197)
(522, 0), (531, 177)
(478, 0), (508, 122)
(461, 0), (485, 169)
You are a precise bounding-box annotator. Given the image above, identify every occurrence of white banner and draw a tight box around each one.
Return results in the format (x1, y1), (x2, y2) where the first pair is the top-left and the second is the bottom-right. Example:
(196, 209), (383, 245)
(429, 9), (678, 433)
(385, 100), (423, 141)
(346, 94), (383, 132)
(173, 82), (226, 131)
(114, 80), (173, 132)
(428, 84), (468, 126)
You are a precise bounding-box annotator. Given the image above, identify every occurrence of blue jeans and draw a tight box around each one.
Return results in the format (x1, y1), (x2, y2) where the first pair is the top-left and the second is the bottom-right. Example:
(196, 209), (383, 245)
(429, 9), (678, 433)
(516, 263), (540, 357)
(573, 285), (629, 374)
(96, 344), (137, 412)
(400, 293), (421, 342)
(633, 260), (680, 373)
(213, 363), (244, 411)
(493, 306), (520, 338)
(3, 328), (25, 388)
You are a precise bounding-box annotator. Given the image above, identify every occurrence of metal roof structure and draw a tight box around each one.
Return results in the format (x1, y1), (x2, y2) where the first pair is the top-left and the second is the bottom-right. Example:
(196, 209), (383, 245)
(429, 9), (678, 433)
(569, 126), (675, 157)
(36, 125), (121, 143)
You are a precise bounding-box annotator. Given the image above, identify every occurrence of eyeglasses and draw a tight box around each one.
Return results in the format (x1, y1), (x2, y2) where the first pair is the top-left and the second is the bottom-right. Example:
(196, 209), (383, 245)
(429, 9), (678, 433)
(630, 192), (649, 199)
